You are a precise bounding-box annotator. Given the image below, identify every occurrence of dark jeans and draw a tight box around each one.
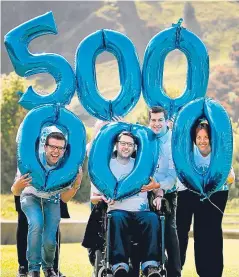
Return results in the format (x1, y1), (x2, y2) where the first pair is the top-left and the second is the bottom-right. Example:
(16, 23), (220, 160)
(16, 208), (61, 272)
(164, 192), (181, 277)
(177, 189), (228, 277)
(109, 210), (161, 267)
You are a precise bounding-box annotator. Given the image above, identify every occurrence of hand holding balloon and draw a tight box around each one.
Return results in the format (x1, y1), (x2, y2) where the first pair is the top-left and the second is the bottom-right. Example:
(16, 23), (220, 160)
(72, 167), (83, 190)
(91, 192), (115, 205)
(141, 177), (160, 192)
(11, 173), (32, 196)
(101, 195), (115, 205)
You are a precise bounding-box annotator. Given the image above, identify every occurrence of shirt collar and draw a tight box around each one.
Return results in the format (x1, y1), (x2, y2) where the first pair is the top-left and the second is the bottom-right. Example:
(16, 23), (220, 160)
(158, 129), (171, 144)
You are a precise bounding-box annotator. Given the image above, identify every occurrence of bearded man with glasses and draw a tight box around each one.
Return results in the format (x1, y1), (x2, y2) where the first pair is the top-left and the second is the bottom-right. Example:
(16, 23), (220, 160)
(11, 132), (83, 277)
(87, 129), (162, 277)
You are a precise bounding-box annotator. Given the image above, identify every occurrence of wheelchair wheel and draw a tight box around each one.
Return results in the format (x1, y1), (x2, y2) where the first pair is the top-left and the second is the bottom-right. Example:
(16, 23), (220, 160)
(160, 268), (167, 277)
(93, 250), (103, 277)
(98, 266), (113, 277)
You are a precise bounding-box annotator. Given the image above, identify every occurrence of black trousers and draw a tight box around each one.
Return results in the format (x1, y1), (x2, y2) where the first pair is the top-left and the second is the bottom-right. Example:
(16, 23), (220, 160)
(176, 189), (228, 277)
(164, 192), (181, 277)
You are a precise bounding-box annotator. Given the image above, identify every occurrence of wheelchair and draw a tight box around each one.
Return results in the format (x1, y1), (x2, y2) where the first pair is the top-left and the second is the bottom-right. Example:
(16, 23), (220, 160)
(88, 194), (168, 277)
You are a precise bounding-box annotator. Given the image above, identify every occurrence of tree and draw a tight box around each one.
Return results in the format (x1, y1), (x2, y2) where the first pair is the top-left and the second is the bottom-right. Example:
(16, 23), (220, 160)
(1, 73), (28, 193)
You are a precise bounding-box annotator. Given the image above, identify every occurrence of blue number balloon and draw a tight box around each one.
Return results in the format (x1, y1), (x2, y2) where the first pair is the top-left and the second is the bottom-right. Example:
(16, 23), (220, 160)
(4, 11), (76, 110)
(172, 97), (233, 197)
(75, 29), (141, 121)
(88, 122), (159, 200)
(17, 104), (86, 192)
(142, 19), (209, 119)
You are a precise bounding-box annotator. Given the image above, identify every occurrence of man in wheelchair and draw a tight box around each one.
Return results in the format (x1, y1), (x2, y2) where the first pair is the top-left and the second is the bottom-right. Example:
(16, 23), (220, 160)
(83, 131), (164, 277)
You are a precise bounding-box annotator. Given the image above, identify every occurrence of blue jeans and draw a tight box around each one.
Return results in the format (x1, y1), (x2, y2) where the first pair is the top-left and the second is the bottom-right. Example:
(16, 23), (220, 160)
(108, 210), (160, 273)
(20, 194), (60, 272)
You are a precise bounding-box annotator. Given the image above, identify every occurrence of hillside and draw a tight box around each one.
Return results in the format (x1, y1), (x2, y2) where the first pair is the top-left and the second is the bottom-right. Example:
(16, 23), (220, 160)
(1, 1), (239, 126)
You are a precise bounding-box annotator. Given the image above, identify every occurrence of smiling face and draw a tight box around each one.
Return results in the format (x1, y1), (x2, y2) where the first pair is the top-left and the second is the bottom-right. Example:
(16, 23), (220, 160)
(44, 138), (66, 166)
(116, 134), (135, 160)
(195, 128), (211, 156)
(149, 112), (168, 135)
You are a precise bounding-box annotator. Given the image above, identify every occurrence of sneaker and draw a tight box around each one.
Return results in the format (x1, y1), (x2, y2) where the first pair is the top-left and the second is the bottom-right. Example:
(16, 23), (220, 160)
(54, 270), (66, 277)
(114, 266), (128, 277)
(43, 268), (57, 277)
(27, 272), (40, 277)
(144, 266), (161, 277)
(17, 266), (28, 277)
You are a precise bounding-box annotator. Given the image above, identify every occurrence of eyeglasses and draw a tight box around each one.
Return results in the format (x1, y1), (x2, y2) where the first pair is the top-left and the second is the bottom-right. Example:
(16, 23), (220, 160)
(46, 144), (66, 152)
(118, 141), (135, 147)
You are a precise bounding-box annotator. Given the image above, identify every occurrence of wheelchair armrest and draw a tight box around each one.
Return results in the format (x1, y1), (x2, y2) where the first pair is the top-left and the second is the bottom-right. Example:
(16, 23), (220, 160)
(147, 191), (172, 216)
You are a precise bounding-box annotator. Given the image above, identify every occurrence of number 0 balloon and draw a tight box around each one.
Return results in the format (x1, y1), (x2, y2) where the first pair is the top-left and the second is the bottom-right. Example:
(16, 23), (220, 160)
(172, 97), (233, 197)
(75, 29), (141, 121)
(88, 122), (160, 200)
(17, 104), (86, 192)
(142, 19), (209, 119)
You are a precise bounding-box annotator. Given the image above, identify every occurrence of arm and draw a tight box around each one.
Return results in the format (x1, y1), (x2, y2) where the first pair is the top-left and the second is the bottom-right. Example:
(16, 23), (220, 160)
(61, 168), (83, 203)
(90, 183), (115, 205)
(91, 192), (115, 205)
(11, 173), (32, 196)
(154, 143), (177, 191)
(142, 143), (177, 193)
(141, 176), (160, 192)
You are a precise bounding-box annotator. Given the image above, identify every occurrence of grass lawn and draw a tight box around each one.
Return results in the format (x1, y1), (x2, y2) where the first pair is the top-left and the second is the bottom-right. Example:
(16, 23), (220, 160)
(1, 238), (239, 277)
(1, 194), (91, 221)
(1, 194), (239, 229)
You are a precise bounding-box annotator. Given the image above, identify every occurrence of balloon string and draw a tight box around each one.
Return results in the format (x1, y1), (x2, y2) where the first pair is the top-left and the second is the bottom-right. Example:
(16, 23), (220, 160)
(206, 196), (224, 215)
(184, 187), (223, 215)
(200, 191), (224, 215)
(175, 18), (183, 48)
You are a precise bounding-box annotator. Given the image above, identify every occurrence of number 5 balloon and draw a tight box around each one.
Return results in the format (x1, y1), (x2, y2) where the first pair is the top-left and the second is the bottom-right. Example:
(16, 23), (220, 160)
(4, 11), (76, 110)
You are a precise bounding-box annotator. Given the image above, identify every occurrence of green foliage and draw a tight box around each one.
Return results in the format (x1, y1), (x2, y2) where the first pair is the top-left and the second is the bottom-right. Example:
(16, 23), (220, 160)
(74, 156), (91, 203)
(73, 127), (94, 203)
(1, 73), (28, 193)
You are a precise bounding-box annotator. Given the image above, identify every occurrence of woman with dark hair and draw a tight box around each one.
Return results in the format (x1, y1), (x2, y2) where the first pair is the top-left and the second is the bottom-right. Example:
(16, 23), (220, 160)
(176, 119), (235, 277)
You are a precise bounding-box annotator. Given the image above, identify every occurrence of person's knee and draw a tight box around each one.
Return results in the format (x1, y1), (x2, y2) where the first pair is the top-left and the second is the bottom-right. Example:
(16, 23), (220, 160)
(29, 219), (43, 233)
(144, 212), (159, 226)
(44, 237), (56, 251)
(110, 211), (127, 223)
